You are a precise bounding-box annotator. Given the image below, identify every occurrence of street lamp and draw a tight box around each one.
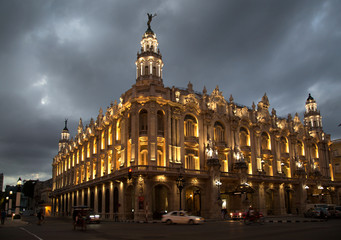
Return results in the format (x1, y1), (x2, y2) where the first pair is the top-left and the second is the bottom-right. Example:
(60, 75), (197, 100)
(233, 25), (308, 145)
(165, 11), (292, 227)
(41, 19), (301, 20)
(215, 180), (222, 200)
(15, 177), (23, 217)
(8, 191), (13, 215)
(176, 174), (185, 210)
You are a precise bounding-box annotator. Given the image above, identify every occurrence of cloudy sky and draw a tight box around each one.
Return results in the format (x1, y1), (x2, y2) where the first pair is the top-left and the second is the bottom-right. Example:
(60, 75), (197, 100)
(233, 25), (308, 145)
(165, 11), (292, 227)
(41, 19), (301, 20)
(1, 0), (341, 189)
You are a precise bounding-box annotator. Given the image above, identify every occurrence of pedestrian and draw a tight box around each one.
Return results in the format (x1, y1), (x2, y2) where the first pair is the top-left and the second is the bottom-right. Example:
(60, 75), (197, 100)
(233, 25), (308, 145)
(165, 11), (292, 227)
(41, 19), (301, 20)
(1, 209), (6, 225)
(37, 209), (44, 225)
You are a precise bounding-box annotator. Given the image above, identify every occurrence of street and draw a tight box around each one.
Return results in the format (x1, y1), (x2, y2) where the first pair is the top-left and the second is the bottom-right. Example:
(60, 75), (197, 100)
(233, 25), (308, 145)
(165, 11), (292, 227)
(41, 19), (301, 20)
(0, 216), (340, 240)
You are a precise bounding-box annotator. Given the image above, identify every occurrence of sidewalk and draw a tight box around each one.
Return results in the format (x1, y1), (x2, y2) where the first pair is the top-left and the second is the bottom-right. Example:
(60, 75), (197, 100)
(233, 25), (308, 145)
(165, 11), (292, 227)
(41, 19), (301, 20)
(0, 218), (29, 228)
(264, 215), (326, 223)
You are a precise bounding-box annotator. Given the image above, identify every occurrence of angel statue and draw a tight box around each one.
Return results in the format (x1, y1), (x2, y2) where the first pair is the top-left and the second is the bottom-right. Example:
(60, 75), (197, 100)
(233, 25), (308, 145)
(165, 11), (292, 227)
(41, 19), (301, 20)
(147, 13), (157, 29)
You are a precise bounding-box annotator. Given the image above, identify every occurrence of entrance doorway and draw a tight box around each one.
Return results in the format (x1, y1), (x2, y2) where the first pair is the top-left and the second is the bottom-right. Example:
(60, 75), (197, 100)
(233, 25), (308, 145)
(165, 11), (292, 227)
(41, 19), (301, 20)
(153, 185), (169, 219)
(185, 187), (201, 216)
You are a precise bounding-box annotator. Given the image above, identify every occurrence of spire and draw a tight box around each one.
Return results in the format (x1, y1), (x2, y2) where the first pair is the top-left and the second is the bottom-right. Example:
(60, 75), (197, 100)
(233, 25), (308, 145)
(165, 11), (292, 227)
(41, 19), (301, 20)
(135, 14), (164, 87)
(307, 93), (314, 101)
(63, 119), (69, 131)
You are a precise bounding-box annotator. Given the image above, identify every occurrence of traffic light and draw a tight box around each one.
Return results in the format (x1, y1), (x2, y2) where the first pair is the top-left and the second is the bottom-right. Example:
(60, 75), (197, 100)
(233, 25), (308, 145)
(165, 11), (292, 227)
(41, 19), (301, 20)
(128, 168), (132, 180)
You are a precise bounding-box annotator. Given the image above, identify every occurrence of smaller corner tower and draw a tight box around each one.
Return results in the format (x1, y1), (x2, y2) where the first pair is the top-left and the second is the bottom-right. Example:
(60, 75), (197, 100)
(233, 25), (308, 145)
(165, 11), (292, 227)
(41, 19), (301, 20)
(135, 13), (164, 87)
(304, 93), (322, 133)
(59, 119), (70, 152)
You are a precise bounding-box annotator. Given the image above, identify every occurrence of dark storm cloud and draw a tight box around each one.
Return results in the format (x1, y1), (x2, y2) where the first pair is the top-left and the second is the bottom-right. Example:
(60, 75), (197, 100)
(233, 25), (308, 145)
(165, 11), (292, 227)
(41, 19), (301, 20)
(1, 0), (340, 188)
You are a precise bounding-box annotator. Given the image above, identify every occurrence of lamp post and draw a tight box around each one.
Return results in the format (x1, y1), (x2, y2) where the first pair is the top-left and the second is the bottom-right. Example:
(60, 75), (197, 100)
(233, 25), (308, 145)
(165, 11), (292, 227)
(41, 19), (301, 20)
(215, 180), (222, 200)
(8, 191), (13, 216)
(15, 177), (23, 217)
(176, 174), (185, 210)
(5, 196), (9, 215)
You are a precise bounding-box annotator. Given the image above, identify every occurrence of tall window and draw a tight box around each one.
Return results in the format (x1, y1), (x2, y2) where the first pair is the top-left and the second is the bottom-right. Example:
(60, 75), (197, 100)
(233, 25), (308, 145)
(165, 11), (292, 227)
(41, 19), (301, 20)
(312, 144), (318, 158)
(140, 150), (148, 165)
(185, 155), (194, 169)
(87, 142), (90, 158)
(108, 126), (113, 145)
(297, 141), (304, 156)
(157, 150), (164, 166)
(116, 120), (121, 141)
(101, 131), (105, 150)
(93, 138), (97, 154)
(261, 132), (271, 150)
(139, 109), (148, 135)
(280, 137), (288, 153)
(240, 127), (250, 147)
(214, 122), (225, 143)
(157, 111), (164, 136)
(184, 115), (198, 137)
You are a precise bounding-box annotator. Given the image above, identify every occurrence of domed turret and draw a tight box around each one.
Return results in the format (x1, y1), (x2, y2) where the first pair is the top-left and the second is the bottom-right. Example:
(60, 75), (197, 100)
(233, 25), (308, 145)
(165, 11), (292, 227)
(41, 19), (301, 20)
(135, 13), (164, 87)
(59, 119), (70, 152)
(304, 93), (322, 133)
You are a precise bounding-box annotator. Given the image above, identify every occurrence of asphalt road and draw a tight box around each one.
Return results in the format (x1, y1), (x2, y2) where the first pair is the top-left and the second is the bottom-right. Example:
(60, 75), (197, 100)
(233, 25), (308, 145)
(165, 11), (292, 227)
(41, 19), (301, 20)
(0, 216), (340, 240)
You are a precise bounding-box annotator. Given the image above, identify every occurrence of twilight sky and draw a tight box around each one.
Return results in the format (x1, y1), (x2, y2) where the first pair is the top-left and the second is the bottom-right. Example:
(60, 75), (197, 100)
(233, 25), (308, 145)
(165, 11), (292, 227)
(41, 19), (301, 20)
(1, 0), (341, 189)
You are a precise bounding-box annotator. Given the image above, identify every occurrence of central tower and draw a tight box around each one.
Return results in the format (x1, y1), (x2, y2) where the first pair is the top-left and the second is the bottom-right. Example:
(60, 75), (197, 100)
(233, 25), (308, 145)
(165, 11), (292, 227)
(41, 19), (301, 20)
(135, 14), (164, 87)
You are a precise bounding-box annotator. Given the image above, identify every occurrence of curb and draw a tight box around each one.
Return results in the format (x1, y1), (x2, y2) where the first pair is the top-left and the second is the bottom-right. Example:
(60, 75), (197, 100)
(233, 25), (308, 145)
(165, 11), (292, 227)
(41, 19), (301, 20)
(265, 219), (326, 223)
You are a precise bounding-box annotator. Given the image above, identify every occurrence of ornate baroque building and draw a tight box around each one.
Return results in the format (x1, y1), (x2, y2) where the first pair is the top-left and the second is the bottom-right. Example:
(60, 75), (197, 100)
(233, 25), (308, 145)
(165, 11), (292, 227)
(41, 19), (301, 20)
(52, 19), (340, 220)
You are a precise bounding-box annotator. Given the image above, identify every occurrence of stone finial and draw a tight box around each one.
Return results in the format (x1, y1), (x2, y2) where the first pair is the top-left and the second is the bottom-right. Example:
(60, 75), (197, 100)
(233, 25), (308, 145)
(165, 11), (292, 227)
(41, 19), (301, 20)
(271, 108), (276, 116)
(187, 81), (193, 92)
(229, 94), (234, 103)
(252, 102), (256, 111)
(203, 86), (207, 95)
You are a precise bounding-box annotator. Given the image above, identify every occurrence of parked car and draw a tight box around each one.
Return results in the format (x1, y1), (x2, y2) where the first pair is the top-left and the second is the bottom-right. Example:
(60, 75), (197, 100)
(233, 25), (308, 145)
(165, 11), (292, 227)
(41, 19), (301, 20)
(304, 207), (329, 219)
(328, 206), (341, 218)
(161, 211), (204, 224)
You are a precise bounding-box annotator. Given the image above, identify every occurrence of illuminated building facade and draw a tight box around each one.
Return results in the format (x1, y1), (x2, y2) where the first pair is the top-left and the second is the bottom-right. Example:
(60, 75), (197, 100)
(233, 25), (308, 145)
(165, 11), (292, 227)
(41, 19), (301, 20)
(51, 20), (340, 220)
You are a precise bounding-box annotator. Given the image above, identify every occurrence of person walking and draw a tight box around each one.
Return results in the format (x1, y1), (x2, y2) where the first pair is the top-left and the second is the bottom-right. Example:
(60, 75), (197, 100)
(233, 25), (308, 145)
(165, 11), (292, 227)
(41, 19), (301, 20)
(1, 209), (6, 225)
(37, 209), (44, 225)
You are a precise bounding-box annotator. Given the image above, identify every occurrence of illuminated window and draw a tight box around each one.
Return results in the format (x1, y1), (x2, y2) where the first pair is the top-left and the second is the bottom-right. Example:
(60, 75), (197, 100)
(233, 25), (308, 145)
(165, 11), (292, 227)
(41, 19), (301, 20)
(261, 132), (271, 151)
(108, 126), (112, 145)
(116, 120), (121, 141)
(297, 141), (304, 156)
(81, 146), (84, 161)
(140, 150), (148, 165)
(87, 142), (90, 158)
(184, 115), (198, 137)
(240, 127), (250, 147)
(157, 150), (164, 166)
(214, 121), (225, 143)
(93, 138), (97, 154)
(101, 131), (105, 150)
(76, 150), (79, 164)
(280, 137), (288, 153)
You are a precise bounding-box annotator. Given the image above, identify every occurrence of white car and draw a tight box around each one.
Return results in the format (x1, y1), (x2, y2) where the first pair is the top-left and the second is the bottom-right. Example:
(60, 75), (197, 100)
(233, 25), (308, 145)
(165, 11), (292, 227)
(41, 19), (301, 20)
(161, 211), (204, 224)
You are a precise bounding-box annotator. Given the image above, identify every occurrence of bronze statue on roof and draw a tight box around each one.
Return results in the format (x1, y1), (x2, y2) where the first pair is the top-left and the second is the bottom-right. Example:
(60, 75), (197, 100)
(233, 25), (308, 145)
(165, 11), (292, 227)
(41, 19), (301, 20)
(147, 13), (157, 29)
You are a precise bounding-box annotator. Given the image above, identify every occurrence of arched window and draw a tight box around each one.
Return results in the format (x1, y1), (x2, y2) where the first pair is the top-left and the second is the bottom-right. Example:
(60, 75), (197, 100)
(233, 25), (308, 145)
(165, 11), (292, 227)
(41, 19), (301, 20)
(184, 115), (198, 137)
(214, 122), (225, 143)
(261, 132), (270, 150)
(280, 137), (288, 153)
(145, 66), (149, 75)
(157, 110), (164, 136)
(240, 127), (250, 147)
(157, 150), (164, 166)
(139, 109), (148, 135)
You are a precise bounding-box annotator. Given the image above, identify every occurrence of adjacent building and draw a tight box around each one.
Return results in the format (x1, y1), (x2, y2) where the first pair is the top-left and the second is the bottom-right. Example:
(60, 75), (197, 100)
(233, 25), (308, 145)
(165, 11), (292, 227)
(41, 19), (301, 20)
(51, 18), (340, 220)
(331, 139), (341, 181)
